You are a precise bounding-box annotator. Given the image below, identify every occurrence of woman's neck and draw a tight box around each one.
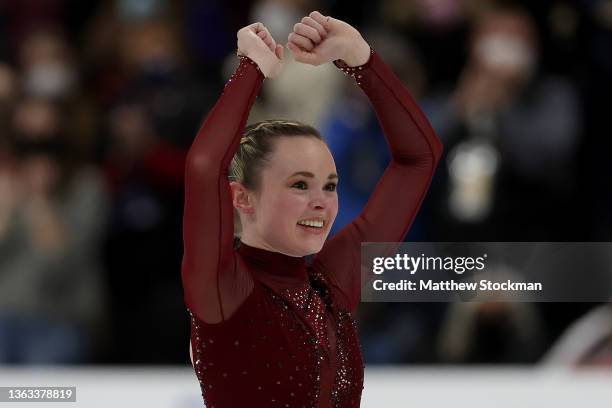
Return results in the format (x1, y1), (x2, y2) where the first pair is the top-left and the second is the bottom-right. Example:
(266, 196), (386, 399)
(239, 233), (303, 258)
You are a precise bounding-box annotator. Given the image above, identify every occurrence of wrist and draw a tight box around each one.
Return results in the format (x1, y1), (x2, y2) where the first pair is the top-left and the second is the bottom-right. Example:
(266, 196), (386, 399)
(240, 50), (278, 78)
(258, 52), (278, 78)
(341, 38), (371, 67)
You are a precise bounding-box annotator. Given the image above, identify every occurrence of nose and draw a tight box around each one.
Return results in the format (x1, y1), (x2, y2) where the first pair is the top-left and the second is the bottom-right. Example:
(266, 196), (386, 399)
(308, 189), (329, 210)
(311, 201), (324, 210)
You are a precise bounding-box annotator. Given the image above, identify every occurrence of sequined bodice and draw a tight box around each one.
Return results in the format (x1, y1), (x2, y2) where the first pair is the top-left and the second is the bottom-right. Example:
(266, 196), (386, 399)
(189, 244), (364, 407)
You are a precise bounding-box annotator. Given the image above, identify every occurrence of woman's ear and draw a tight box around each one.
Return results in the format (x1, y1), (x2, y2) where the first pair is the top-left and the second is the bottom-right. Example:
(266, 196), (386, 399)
(230, 181), (255, 214)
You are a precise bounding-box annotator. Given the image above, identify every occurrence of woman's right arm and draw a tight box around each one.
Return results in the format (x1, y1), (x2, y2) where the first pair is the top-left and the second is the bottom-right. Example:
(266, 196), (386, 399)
(182, 23), (283, 323)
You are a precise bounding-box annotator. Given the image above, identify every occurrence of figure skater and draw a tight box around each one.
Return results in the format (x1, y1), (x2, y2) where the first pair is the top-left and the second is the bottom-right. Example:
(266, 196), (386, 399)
(182, 10), (443, 407)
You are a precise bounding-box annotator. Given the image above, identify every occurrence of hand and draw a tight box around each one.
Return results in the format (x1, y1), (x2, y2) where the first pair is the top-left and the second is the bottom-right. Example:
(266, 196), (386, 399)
(287, 11), (371, 67)
(237, 22), (284, 78)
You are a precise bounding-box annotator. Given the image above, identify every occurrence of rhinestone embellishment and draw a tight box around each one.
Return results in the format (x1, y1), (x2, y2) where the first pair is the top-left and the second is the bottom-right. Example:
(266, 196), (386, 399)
(333, 47), (374, 86)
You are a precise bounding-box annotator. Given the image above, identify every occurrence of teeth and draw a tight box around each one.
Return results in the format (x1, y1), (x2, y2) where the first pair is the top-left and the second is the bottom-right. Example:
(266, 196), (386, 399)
(297, 219), (324, 228)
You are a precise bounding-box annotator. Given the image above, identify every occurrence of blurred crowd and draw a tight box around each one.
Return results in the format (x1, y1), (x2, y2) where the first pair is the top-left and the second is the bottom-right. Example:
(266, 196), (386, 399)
(0, 0), (611, 366)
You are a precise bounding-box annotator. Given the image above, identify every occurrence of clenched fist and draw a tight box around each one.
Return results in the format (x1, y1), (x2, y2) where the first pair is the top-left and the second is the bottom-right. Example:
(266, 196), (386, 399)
(286, 11), (371, 67)
(237, 22), (284, 78)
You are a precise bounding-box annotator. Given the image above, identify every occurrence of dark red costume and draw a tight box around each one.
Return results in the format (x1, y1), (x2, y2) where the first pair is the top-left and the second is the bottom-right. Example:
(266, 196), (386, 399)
(182, 49), (443, 407)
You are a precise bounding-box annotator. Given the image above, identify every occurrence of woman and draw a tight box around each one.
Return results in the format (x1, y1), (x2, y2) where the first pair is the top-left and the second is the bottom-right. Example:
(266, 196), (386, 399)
(182, 11), (443, 407)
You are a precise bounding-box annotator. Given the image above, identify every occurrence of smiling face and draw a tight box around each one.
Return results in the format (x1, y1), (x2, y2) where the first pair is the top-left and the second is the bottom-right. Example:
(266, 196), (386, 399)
(236, 135), (339, 257)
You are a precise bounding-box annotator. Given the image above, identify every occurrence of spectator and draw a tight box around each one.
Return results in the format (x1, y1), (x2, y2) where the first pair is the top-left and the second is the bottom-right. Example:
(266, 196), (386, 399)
(0, 95), (108, 364)
(423, 5), (581, 241)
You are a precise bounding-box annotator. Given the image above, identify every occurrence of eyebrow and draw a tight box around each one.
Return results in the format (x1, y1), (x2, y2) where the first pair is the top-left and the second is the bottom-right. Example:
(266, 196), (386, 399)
(289, 171), (338, 180)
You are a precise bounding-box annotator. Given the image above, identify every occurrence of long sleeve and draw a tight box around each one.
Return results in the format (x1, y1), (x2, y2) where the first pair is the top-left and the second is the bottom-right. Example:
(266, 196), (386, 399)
(312, 49), (444, 313)
(182, 57), (263, 323)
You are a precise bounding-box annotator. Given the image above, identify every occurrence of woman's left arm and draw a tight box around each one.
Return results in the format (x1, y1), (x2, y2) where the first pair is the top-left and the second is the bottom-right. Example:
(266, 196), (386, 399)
(289, 12), (443, 312)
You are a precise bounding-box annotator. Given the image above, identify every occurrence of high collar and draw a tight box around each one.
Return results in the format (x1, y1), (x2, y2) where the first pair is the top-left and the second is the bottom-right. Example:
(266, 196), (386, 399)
(238, 241), (308, 283)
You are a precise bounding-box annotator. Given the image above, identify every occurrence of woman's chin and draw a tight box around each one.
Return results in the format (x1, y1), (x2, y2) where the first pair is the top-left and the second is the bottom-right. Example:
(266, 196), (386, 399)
(286, 225), (330, 255)
(296, 236), (326, 255)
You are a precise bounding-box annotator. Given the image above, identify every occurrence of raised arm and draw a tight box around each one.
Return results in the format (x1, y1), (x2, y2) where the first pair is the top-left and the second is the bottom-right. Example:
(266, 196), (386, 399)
(182, 23), (284, 323)
(288, 12), (443, 312)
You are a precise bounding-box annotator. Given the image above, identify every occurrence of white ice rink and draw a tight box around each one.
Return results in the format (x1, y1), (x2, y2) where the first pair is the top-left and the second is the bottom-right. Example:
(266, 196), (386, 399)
(0, 366), (610, 407)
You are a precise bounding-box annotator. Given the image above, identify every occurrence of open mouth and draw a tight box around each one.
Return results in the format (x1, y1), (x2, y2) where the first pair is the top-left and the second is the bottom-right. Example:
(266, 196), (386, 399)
(296, 218), (326, 233)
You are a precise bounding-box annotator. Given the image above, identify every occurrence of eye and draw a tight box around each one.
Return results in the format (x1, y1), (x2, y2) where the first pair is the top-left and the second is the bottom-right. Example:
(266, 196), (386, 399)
(325, 182), (337, 192)
(292, 181), (307, 190)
